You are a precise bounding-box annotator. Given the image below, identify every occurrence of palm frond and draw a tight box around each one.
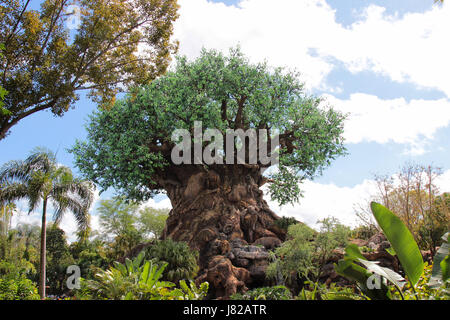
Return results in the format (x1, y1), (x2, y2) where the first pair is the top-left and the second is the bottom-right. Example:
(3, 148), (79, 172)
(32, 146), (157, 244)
(0, 182), (29, 203)
(51, 179), (94, 232)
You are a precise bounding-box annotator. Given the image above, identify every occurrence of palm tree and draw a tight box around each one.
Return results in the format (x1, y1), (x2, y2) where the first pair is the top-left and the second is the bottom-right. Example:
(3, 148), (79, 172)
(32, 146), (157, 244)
(0, 148), (95, 299)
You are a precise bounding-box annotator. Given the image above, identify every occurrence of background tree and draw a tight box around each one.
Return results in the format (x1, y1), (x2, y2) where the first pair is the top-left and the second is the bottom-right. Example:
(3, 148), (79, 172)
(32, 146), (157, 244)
(0, 148), (94, 298)
(138, 207), (169, 240)
(44, 224), (75, 296)
(0, 0), (179, 139)
(97, 197), (143, 260)
(71, 48), (346, 296)
(354, 163), (449, 255)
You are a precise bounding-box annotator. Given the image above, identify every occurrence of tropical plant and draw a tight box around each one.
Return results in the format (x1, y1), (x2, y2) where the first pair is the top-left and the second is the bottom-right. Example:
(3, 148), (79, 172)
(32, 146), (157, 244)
(80, 252), (208, 300)
(230, 285), (292, 300)
(144, 239), (199, 284)
(0, 274), (39, 300)
(0, 148), (95, 298)
(335, 202), (440, 300)
(267, 218), (349, 286)
(297, 281), (363, 300)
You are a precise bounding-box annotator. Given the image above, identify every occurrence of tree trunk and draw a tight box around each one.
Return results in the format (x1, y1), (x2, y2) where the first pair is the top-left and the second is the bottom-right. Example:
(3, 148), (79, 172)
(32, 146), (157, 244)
(39, 199), (47, 300)
(161, 166), (286, 298)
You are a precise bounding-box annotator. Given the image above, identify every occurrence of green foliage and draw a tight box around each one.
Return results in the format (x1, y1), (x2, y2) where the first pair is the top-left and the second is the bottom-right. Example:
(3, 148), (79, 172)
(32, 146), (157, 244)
(350, 224), (378, 241)
(391, 263), (449, 300)
(230, 285), (292, 300)
(370, 202), (424, 286)
(0, 43), (8, 117)
(71, 47), (346, 204)
(0, 0), (179, 139)
(78, 252), (207, 300)
(45, 225), (75, 296)
(138, 207), (169, 240)
(144, 239), (199, 283)
(97, 197), (143, 260)
(267, 218), (349, 285)
(0, 275), (39, 300)
(336, 203), (447, 300)
(0, 148), (95, 298)
(297, 281), (363, 300)
(69, 238), (109, 280)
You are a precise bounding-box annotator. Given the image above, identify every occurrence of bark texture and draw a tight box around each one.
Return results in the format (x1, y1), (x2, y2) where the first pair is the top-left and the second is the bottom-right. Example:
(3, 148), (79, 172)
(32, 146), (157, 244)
(161, 166), (286, 299)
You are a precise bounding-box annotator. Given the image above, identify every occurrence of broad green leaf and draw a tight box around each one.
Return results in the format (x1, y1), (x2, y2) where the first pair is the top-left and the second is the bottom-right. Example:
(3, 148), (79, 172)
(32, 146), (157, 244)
(385, 247), (396, 256)
(441, 255), (449, 282)
(335, 260), (391, 300)
(370, 202), (423, 286)
(344, 244), (365, 260)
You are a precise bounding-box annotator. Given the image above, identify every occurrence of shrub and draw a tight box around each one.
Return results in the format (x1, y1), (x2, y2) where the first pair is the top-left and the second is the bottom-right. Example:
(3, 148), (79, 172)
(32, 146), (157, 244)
(266, 218), (350, 286)
(76, 252), (208, 300)
(230, 286), (292, 300)
(0, 275), (40, 300)
(144, 239), (199, 283)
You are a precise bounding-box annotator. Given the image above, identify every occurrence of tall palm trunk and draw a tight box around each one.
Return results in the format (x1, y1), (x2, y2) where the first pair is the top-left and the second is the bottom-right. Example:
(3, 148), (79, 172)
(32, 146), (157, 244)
(39, 199), (47, 299)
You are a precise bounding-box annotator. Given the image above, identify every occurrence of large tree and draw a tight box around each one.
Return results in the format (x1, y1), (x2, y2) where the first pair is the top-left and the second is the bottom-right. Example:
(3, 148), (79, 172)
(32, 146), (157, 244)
(71, 48), (346, 297)
(0, 149), (95, 299)
(0, 0), (179, 140)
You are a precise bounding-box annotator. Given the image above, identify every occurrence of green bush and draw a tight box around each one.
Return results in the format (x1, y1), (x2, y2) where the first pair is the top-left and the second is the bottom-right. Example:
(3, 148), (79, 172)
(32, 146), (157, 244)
(75, 252), (208, 300)
(144, 239), (199, 283)
(0, 275), (40, 300)
(230, 286), (292, 300)
(267, 217), (350, 285)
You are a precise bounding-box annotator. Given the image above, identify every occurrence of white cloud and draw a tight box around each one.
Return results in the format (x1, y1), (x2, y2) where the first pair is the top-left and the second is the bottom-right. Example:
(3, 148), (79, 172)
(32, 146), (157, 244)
(266, 178), (378, 228)
(174, 0), (450, 96)
(321, 4), (450, 96)
(174, 0), (337, 90)
(266, 168), (450, 229)
(323, 93), (450, 154)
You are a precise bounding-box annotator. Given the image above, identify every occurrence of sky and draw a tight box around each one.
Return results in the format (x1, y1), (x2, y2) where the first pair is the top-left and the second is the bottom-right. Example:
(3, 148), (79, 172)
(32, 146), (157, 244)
(1, 0), (450, 239)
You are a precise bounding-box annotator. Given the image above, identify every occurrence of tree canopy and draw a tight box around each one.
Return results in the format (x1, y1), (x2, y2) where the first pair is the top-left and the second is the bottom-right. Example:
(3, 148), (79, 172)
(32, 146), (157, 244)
(71, 48), (347, 205)
(0, 0), (179, 139)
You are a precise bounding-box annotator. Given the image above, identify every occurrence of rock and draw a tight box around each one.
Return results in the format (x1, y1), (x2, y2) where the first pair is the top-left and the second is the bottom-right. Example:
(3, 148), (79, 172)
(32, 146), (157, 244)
(234, 258), (250, 267)
(196, 256), (250, 299)
(349, 238), (368, 247)
(253, 236), (282, 250)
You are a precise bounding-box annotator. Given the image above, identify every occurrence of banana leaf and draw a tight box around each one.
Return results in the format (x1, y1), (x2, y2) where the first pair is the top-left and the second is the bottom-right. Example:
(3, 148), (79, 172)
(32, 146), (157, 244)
(370, 202), (424, 286)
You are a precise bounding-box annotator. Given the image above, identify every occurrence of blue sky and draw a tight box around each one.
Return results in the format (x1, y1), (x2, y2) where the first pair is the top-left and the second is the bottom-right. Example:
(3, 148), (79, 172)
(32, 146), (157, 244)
(2, 0), (450, 235)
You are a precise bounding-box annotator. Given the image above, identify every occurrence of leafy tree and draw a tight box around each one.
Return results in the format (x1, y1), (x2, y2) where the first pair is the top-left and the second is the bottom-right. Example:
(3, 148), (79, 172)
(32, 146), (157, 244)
(0, 43), (8, 117)
(97, 197), (143, 260)
(0, 148), (94, 298)
(69, 236), (109, 280)
(71, 48), (346, 280)
(72, 47), (346, 205)
(0, 0), (179, 139)
(45, 225), (75, 296)
(138, 207), (169, 240)
(356, 163), (449, 255)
